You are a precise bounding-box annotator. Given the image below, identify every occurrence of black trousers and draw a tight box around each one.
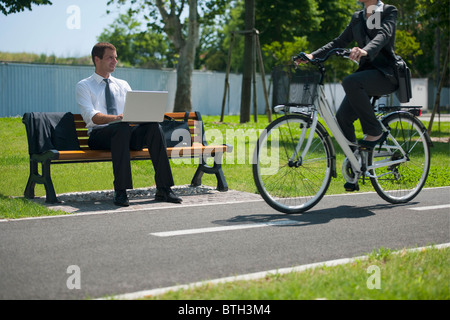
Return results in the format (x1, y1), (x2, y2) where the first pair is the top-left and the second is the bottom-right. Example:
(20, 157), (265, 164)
(336, 69), (397, 143)
(89, 122), (174, 191)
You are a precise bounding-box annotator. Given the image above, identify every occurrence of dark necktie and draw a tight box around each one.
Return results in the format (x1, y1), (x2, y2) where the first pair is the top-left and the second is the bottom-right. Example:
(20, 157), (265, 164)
(103, 78), (117, 115)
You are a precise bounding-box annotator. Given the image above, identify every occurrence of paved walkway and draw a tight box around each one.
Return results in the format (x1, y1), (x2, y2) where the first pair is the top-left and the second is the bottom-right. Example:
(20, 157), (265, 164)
(35, 185), (263, 216)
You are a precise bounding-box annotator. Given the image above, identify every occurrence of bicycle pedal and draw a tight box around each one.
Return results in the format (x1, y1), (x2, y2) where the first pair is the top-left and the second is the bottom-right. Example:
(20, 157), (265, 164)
(344, 182), (360, 192)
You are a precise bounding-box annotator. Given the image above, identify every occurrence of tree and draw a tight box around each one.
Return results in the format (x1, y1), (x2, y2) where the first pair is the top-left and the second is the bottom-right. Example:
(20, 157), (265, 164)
(0, 0), (51, 15)
(107, 0), (230, 112)
(98, 14), (171, 69)
(239, 0), (254, 123)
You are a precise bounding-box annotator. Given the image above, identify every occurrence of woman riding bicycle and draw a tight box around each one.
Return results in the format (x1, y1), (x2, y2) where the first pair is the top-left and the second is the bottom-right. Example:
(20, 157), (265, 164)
(254, 1), (430, 213)
(297, 0), (398, 150)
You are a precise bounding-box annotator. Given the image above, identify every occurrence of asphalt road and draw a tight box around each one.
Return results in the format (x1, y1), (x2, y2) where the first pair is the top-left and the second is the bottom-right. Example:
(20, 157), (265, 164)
(0, 186), (449, 300)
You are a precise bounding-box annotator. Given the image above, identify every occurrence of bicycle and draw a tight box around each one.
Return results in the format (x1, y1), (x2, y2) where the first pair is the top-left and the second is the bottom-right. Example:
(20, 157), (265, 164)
(253, 48), (432, 214)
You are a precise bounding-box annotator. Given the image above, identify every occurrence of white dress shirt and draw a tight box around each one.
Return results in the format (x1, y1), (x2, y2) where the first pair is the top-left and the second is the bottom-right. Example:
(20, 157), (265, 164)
(76, 72), (131, 132)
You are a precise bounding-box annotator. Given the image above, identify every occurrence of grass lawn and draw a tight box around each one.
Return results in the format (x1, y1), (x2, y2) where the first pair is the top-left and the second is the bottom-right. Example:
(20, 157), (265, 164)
(0, 114), (449, 218)
(146, 246), (449, 300)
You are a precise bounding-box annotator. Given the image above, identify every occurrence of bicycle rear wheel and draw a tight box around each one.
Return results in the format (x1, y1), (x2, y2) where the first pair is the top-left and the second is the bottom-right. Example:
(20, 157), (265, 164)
(369, 112), (431, 203)
(253, 114), (334, 214)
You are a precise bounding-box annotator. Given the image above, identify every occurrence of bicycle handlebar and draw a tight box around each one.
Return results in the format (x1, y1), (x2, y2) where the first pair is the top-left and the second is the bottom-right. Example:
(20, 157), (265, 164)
(294, 48), (352, 65)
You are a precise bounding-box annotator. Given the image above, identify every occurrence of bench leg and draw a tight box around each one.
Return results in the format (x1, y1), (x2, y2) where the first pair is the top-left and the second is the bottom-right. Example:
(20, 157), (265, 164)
(24, 160), (38, 199)
(42, 159), (59, 203)
(214, 163), (228, 192)
(191, 166), (204, 188)
(191, 156), (228, 192)
(24, 158), (59, 203)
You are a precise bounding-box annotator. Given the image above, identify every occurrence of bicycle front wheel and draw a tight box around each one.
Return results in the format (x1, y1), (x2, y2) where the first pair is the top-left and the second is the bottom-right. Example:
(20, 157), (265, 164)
(369, 112), (431, 203)
(253, 114), (334, 214)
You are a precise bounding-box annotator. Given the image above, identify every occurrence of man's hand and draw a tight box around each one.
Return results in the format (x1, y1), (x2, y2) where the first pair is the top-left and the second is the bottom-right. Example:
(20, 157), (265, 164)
(92, 113), (123, 125)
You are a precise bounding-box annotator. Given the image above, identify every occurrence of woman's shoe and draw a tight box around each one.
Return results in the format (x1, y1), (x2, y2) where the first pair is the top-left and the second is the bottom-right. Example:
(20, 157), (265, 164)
(344, 182), (359, 192)
(358, 132), (387, 148)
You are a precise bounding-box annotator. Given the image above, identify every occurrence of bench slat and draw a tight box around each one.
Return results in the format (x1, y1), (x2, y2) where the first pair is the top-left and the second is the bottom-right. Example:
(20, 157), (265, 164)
(57, 144), (228, 161)
(73, 113), (199, 121)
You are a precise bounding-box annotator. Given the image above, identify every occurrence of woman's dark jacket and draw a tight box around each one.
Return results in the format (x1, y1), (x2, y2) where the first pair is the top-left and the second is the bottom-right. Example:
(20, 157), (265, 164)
(311, 4), (398, 85)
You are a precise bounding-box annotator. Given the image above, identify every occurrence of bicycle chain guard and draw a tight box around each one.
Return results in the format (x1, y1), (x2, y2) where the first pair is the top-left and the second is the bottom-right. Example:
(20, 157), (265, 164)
(342, 150), (362, 184)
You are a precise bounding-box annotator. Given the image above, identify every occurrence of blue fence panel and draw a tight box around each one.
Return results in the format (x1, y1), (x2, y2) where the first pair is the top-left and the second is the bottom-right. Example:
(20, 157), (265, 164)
(1, 63), (267, 117)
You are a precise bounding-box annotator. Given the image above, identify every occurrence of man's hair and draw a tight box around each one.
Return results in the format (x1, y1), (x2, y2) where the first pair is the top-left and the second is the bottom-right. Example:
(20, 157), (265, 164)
(91, 42), (116, 66)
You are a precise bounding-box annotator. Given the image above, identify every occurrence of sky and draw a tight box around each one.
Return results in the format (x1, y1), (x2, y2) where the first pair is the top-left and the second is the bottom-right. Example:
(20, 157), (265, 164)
(0, 0), (121, 57)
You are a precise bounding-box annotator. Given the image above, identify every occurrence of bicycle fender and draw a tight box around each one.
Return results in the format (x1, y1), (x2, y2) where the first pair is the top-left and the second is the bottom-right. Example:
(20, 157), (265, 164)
(382, 112), (433, 147)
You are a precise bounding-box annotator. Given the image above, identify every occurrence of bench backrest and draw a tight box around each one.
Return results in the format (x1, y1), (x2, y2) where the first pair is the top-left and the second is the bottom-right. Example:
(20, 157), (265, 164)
(73, 113), (205, 150)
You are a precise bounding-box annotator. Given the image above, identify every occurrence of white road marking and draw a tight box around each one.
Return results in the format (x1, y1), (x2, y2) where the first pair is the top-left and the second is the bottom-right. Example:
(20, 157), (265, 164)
(150, 219), (300, 237)
(409, 204), (450, 211)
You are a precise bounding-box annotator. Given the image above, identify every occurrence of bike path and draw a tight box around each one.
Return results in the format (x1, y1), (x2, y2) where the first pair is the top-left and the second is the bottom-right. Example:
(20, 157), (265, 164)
(0, 186), (448, 299)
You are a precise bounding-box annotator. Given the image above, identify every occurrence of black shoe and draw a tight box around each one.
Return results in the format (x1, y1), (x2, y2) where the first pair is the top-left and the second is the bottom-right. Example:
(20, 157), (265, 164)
(358, 132), (388, 148)
(155, 187), (182, 203)
(114, 190), (129, 207)
(344, 182), (359, 192)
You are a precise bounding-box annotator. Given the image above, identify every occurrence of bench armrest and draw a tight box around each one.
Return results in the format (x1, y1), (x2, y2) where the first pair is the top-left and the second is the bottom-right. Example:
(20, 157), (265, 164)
(30, 150), (60, 162)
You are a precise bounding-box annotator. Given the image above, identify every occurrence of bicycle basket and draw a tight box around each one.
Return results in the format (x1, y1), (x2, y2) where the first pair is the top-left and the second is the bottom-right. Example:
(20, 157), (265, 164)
(272, 65), (321, 107)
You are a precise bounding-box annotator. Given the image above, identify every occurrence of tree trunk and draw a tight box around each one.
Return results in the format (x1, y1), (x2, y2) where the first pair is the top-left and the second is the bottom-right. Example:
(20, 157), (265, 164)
(174, 0), (199, 112)
(240, 0), (255, 123)
(156, 0), (199, 112)
(428, 46), (449, 135)
(174, 44), (196, 112)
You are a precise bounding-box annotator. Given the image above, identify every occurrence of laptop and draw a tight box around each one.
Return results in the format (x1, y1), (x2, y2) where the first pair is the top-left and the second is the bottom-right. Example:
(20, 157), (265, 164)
(110, 91), (168, 124)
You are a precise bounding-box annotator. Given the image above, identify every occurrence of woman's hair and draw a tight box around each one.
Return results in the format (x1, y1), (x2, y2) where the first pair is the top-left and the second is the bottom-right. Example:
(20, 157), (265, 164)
(91, 42), (116, 66)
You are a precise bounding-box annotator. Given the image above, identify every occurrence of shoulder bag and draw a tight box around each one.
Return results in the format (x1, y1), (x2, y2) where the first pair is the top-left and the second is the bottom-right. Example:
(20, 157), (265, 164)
(160, 112), (192, 147)
(360, 9), (412, 103)
(392, 55), (412, 103)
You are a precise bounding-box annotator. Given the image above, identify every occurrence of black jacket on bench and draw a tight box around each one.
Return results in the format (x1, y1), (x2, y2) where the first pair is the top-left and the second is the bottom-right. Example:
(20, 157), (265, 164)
(23, 112), (81, 155)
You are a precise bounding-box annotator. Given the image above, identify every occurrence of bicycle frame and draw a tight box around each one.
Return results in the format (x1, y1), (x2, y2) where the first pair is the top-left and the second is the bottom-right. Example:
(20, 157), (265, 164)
(315, 85), (362, 176)
(278, 48), (422, 183)
(280, 84), (410, 183)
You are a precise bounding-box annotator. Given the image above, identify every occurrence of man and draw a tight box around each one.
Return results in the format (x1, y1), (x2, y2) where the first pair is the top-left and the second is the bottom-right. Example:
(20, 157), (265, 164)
(76, 42), (181, 206)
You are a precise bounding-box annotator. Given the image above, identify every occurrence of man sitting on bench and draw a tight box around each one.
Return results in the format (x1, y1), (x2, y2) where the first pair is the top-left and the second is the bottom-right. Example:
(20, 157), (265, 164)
(76, 42), (182, 206)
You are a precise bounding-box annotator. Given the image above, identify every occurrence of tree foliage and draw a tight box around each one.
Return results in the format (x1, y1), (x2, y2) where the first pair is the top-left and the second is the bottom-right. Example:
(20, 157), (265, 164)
(0, 0), (51, 15)
(98, 14), (172, 69)
(99, 0), (448, 81)
(389, 0), (449, 78)
(0, 51), (91, 65)
(205, 0), (359, 79)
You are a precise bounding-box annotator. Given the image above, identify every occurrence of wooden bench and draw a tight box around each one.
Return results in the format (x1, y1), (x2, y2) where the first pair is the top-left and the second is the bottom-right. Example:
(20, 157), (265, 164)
(22, 112), (232, 203)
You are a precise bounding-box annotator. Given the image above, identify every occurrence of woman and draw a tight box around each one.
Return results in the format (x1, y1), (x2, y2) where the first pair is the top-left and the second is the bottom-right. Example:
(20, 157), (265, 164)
(299, 0), (399, 148)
